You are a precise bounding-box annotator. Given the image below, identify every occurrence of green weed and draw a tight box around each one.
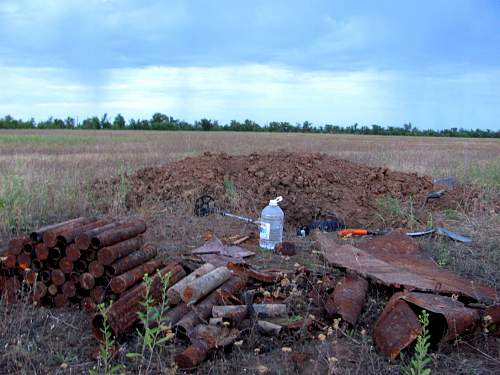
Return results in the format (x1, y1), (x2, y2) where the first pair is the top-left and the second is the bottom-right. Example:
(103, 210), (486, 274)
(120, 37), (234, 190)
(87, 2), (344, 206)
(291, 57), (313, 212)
(223, 176), (239, 201)
(0, 172), (32, 233)
(402, 310), (432, 375)
(466, 157), (500, 187)
(126, 272), (173, 374)
(90, 302), (124, 375)
(376, 195), (417, 229)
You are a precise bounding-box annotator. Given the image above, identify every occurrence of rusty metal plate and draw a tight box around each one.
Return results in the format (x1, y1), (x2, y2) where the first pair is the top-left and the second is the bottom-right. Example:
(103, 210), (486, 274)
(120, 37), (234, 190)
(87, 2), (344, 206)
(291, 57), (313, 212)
(401, 292), (480, 342)
(373, 293), (422, 359)
(314, 231), (496, 302)
(325, 274), (368, 324)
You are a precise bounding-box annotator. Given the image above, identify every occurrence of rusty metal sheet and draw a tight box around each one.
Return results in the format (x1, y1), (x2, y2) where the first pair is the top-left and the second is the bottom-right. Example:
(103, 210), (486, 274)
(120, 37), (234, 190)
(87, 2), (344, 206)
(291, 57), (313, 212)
(325, 274), (368, 324)
(374, 293), (422, 359)
(401, 292), (480, 342)
(227, 262), (281, 283)
(314, 231), (496, 303)
(192, 237), (224, 255)
(200, 253), (246, 267)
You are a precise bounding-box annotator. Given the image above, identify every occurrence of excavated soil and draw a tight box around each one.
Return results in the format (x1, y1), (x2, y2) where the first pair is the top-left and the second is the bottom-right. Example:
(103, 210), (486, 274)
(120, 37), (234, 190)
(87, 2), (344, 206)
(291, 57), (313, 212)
(98, 152), (460, 229)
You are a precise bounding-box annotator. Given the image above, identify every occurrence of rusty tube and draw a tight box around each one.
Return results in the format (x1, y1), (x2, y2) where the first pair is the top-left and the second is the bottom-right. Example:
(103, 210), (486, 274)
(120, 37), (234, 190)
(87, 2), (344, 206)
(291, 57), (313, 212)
(91, 220), (147, 249)
(75, 222), (123, 250)
(90, 286), (106, 304)
(56, 219), (111, 246)
(51, 269), (66, 286)
(59, 257), (74, 274)
(48, 247), (62, 261)
(48, 284), (59, 296)
(43, 217), (97, 247)
(54, 293), (69, 308)
(79, 273), (95, 290)
(74, 259), (88, 273)
(7, 235), (30, 255)
(65, 244), (81, 261)
(89, 261), (104, 278)
(110, 258), (164, 294)
(34, 243), (49, 260)
(91, 262), (186, 339)
(97, 236), (144, 265)
(40, 270), (51, 283)
(30, 217), (89, 242)
(17, 253), (31, 270)
(62, 281), (77, 298)
(106, 244), (157, 276)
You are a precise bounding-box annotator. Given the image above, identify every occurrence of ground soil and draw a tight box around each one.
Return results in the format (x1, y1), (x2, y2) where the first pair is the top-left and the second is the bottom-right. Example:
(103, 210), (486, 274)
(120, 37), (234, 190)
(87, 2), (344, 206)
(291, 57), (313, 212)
(98, 151), (471, 230)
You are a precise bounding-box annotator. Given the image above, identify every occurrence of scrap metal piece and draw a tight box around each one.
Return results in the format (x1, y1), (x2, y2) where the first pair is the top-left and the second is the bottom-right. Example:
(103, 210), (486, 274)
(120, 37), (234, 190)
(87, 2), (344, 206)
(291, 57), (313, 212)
(105, 244), (157, 276)
(90, 220), (146, 249)
(226, 262), (281, 283)
(315, 231), (496, 302)
(400, 292), (480, 342)
(167, 263), (216, 305)
(43, 218), (97, 247)
(110, 258), (164, 294)
(374, 293), (422, 360)
(324, 274), (368, 324)
(75, 222), (122, 250)
(30, 217), (88, 242)
(97, 236), (144, 265)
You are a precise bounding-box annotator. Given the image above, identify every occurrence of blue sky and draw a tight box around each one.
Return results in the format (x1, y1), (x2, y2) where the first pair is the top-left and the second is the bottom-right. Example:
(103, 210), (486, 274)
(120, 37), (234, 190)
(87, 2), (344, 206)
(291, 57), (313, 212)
(0, 0), (499, 130)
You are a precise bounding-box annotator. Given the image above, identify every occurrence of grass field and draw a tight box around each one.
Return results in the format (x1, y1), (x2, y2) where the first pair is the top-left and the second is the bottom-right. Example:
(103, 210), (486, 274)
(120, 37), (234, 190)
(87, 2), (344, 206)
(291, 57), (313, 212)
(0, 130), (499, 374)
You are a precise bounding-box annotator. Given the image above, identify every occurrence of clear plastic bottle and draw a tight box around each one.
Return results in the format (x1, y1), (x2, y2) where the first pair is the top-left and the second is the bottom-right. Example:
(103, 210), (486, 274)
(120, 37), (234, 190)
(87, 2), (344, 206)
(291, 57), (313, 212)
(259, 196), (284, 250)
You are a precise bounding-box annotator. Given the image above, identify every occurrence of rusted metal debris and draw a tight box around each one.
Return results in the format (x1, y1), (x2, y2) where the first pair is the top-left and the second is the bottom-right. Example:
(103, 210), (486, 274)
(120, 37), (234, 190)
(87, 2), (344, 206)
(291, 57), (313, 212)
(92, 262), (186, 339)
(374, 291), (483, 359)
(30, 217), (88, 242)
(90, 220), (146, 249)
(181, 266), (232, 305)
(325, 274), (368, 325)
(314, 231), (496, 302)
(175, 324), (239, 369)
(97, 236), (144, 265)
(75, 222), (122, 250)
(226, 262), (281, 284)
(175, 275), (247, 336)
(110, 258), (164, 294)
(167, 263), (216, 305)
(212, 304), (287, 319)
(374, 293), (422, 360)
(43, 217), (98, 247)
(105, 244), (157, 276)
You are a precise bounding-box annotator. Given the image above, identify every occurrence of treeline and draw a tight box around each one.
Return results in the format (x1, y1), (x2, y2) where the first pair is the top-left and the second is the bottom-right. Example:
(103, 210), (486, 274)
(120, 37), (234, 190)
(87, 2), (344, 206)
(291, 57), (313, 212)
(0, 113), (498, 138)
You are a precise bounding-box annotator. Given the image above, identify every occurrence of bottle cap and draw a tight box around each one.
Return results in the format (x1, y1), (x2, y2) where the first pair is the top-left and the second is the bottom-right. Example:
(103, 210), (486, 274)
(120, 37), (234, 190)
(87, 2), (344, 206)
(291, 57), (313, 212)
(269, 196), (283, 206)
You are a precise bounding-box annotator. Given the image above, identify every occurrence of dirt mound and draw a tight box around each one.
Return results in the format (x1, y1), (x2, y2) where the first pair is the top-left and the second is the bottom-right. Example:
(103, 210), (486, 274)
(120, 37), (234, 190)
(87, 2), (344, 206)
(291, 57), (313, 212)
(101, 152), (438, 228)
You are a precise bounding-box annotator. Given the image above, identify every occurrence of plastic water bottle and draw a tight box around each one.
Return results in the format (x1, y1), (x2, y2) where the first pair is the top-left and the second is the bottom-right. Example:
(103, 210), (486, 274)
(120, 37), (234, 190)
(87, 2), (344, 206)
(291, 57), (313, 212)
(259, 196), (284, 250)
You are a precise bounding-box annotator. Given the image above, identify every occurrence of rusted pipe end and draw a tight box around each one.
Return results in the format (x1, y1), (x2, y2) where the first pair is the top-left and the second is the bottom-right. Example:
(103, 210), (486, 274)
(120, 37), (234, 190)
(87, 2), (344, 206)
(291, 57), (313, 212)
(22, 243), (34, 255)
(49, 247), (62, 260)
(110, 277), (127, 294)
(59, 258), (74, 274)
(66, 245), (81, 261)
(35, 243), (49, 260)
(90, 238), (101, 249)
(43, 232), (58, 248)
(40, 270), (51, 283)
(54, 294), (69, 308)
(183, 287), (194, 302)
(74, 260), (88, 273)
(97, 248), (114, 265)
(62, 281), (77, 298)
(48, 284), (59, 296)
(89, 261), (104, 278)
(90, 286), (106, 303)
(17, 253), (31, 270)
(80, 273), (95, 290)
(75, 234), (91, 250)
(91, 314), (106, 341)
(51, 269), (66, 286)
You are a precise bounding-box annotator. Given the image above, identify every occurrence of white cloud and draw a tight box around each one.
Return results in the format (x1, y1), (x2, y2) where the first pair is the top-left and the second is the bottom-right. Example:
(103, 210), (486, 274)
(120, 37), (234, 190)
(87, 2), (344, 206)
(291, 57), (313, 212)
(0, 64), (499, 130)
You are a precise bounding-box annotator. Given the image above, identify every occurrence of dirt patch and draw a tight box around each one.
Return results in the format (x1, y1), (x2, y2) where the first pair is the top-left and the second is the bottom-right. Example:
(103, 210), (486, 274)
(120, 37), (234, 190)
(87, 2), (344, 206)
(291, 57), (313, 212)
(98, 151), (445, 228)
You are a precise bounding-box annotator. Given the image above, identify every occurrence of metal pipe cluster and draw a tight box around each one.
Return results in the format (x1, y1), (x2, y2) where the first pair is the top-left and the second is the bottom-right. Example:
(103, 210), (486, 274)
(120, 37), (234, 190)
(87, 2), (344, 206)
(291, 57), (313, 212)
(0, 216), (167, 311)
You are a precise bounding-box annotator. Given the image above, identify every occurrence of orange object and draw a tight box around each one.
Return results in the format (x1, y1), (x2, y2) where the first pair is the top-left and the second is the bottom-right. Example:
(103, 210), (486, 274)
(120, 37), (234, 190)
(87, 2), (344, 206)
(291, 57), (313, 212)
(337, 229), (368, 237)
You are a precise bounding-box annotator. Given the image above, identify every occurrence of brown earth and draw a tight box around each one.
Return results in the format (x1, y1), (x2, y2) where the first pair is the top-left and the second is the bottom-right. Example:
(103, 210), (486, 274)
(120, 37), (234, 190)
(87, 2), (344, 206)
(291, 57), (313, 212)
(98, 151), (473, 229)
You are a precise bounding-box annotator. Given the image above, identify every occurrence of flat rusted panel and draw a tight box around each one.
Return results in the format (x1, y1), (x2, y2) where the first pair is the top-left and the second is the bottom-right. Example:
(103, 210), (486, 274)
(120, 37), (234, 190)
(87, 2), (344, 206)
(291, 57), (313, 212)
(401, 292), (480, 342)
(374, 293), (422, 359)
(314, 231), (496, 302)
(325, 274), (368, 324)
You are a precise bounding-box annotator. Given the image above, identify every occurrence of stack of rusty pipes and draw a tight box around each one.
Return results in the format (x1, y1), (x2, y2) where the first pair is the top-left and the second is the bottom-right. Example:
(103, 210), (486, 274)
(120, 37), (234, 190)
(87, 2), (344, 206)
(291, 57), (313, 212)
(0, 216), (166, 311)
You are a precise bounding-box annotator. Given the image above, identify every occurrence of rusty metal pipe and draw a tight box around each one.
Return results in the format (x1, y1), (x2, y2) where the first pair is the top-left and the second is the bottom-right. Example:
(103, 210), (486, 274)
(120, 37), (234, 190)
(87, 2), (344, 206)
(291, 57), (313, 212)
(40, 270), (51, 283)
(30, 217), (89, 242)
(48, 284), (59, 296)
(65, 244), (81, 261)
(48, 247), (62, 261)
(56, 219), (111, 246)
(62, 281), (77, 298)
(22, 242), (34, 255)
(92, 262), (185, 339)
(59, 257), (74, 274)
(91, 220), (147, 249)
(79, 273), (95, 290)
(75, 222), (123, 250)
(97, 236), (144, 265)
(51, 269), (66, 286)
(89, 261), (104, 278)
(17, 253), (31, 270)
(324, 274), (369, 325)
(110, 258), (164, 294)
(90, 286), (106, 304)
(43, 217), (98, 247)
(54, 293), (69, 308)
(106, 244), (157, 276)
(7, 235), (30, 255)
(34, 243), (49, 260)
(74, 259), (88, 273)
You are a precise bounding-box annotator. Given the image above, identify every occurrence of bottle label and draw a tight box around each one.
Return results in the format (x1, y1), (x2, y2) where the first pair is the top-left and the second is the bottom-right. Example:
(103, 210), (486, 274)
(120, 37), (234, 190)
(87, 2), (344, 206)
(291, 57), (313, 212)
(259, 222), (271, 240)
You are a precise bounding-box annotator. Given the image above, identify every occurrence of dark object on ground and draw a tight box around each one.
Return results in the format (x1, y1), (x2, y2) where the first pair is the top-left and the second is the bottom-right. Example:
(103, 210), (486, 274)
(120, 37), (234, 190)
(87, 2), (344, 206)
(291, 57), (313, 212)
(406, 227), (472, 243)
(274, 241), (296, 256)
(297, 219), (345, 237)
(324, 274), (368, 324)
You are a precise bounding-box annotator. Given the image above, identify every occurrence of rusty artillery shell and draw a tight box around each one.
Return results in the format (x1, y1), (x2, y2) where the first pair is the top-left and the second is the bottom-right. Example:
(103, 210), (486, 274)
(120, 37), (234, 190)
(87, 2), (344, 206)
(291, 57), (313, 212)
(175, 275), (247, 337)
(97, 236), (144, 265)
(54, 293), (69, 308)
(30, 217), (88, 242)
(75, 222), (123, 250)
(324, 274), (369, 325)
(80, 273), (95, 290)
(92, 262), (186, 339)
(106, 244), (157, 276)
(74, 260), (88, 273)
(51, 269), (66, 286)
(7, 235), (30, 255)
(110, 258), (164, 294)
(89, 261), (104, 278)
(56, 219), (111, 246)
(35, 243), (49, 260)
(17, 253), (31, 270)
(48, 284), (59, 296)
(43, 217), (97, 247)
(91, 286), (106, 304)
(62, 281), (77, 298)
(40, 270), (51, 283)
(59, 257), (74, 274)
(91, 220), (147, 249)
(65, 244), (81, 261)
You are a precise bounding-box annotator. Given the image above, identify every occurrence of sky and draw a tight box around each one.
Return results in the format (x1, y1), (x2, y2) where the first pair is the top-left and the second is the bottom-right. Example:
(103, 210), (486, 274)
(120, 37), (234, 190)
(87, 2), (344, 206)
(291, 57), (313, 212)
(0, 0), (499, 130)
